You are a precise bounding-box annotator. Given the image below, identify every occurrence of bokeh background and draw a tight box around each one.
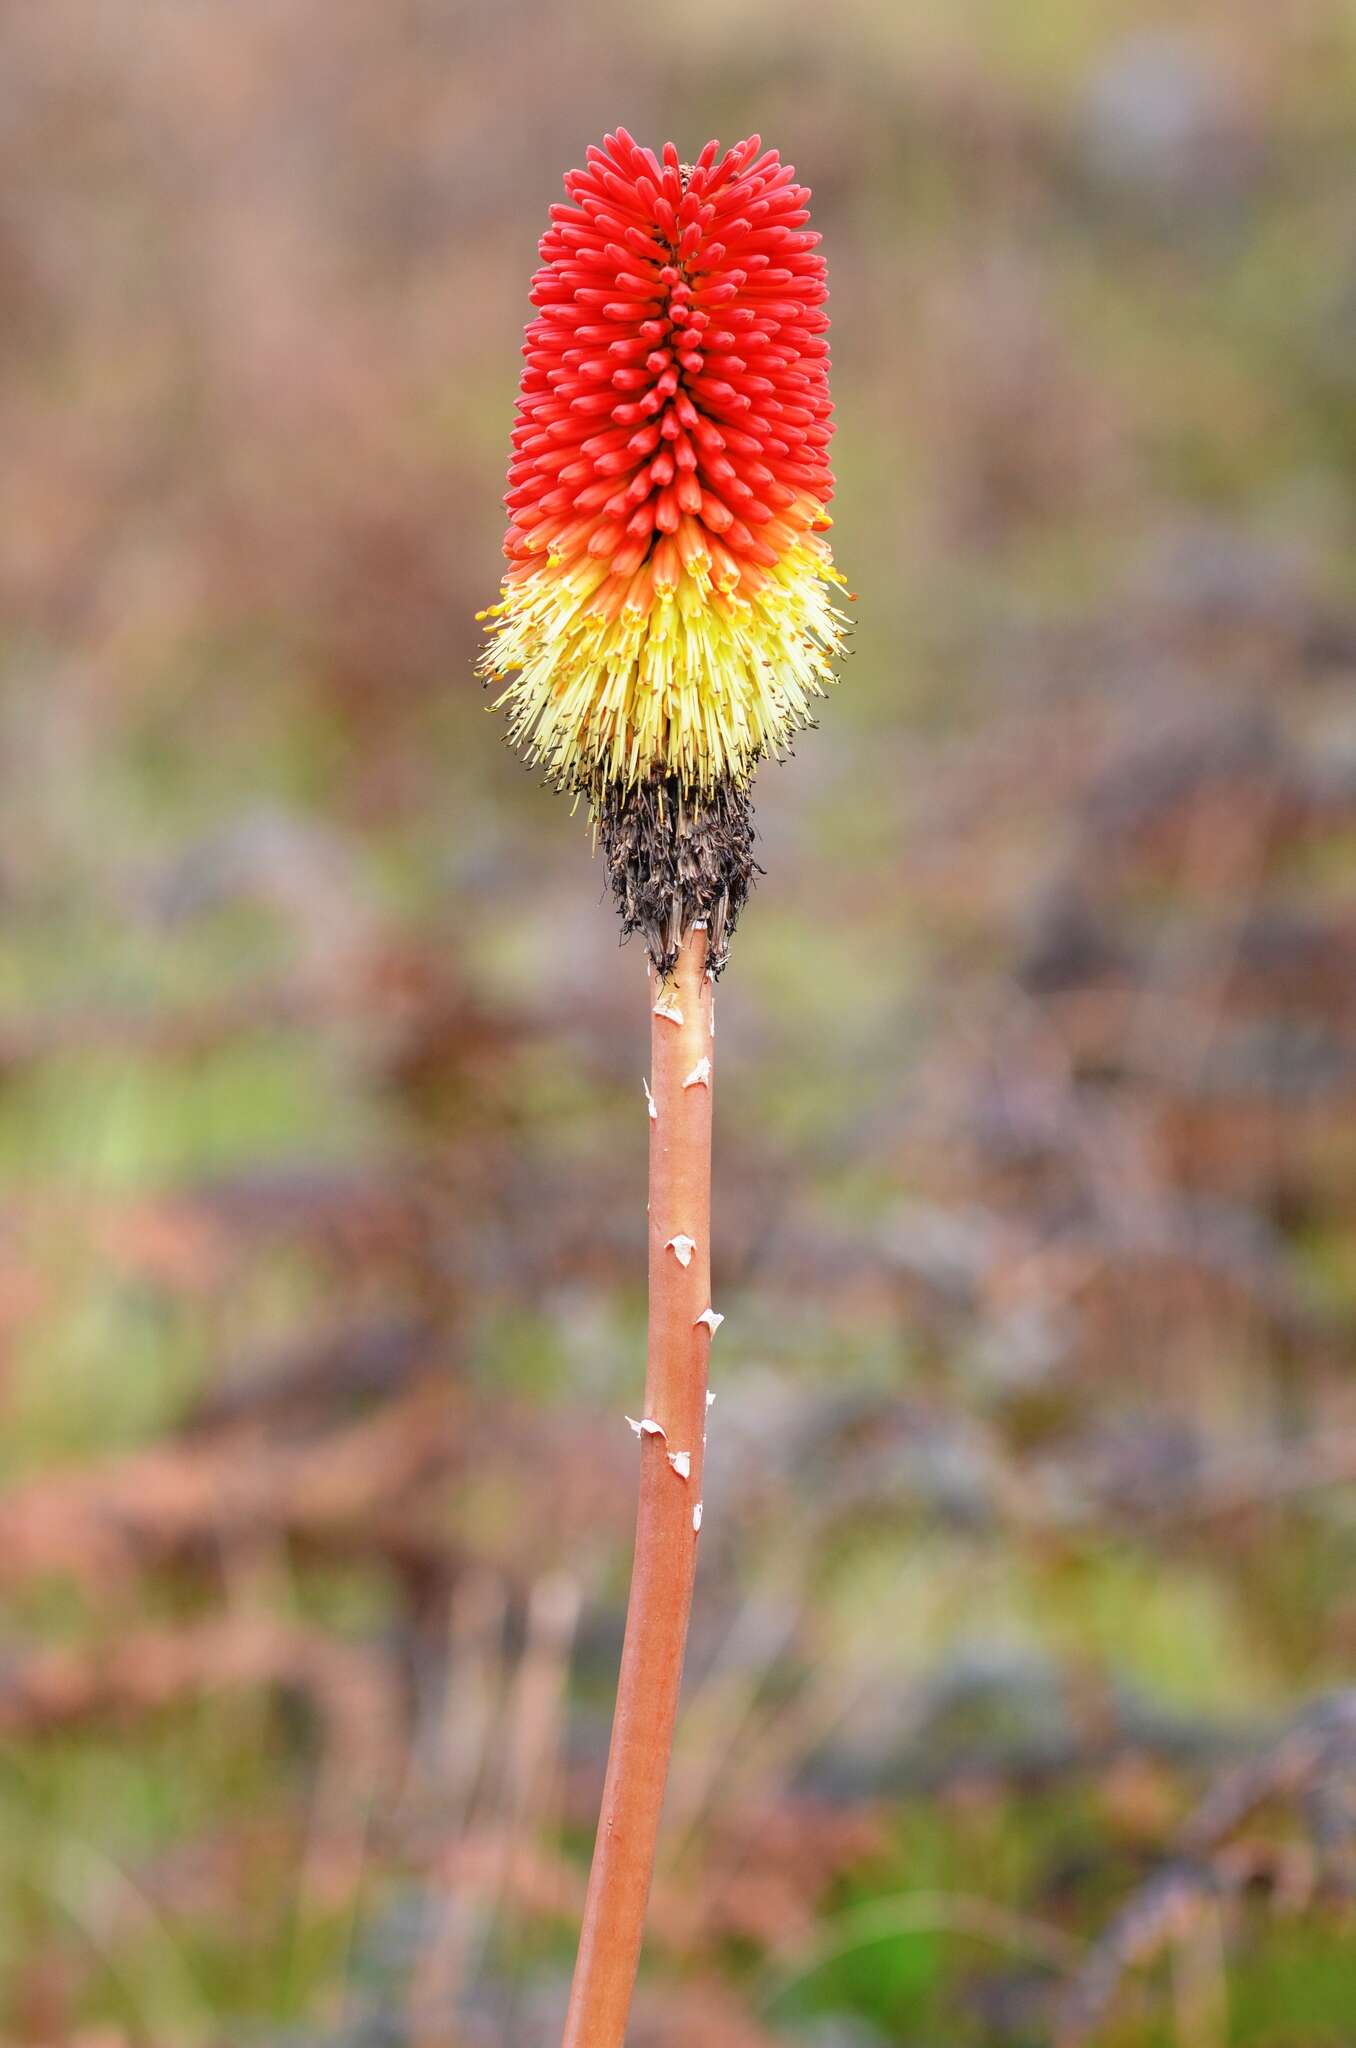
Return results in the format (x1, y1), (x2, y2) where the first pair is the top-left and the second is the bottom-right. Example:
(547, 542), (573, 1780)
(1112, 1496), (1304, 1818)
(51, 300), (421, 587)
(3, 3), (1356, 2043)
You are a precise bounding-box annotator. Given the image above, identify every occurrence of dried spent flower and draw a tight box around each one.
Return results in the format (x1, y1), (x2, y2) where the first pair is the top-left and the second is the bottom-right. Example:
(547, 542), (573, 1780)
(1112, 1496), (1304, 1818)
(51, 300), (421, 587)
(478, 129), (848, 970)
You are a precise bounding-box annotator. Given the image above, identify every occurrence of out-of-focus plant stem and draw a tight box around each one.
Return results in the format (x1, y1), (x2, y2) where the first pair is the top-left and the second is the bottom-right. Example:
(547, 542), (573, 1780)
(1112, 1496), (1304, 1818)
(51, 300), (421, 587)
(561, 926), (715, 2047)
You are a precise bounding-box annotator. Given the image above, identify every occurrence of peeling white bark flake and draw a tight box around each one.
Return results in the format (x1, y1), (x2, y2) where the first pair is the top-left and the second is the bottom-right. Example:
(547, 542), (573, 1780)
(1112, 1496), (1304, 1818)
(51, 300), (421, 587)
(694, 1308), (724, 1335)
(642, 1076), (657, 1121)
(625, 1415), (667, 1441)
(652, 995), (684, 1026)
(667, 1449), (691, 1481)
(682, 1057), (711, 1091)
(666, 1234), (697, 1268)
(693, 1502), (703, 1532)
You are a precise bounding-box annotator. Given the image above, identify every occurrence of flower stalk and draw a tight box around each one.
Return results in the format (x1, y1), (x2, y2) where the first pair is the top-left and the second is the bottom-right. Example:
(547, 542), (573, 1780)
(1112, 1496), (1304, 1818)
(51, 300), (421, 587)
(561, 927), (715, 2045)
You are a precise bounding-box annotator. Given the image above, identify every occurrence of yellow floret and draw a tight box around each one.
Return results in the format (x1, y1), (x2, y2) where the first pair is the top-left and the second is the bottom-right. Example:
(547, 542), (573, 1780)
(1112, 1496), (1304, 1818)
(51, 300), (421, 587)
(478, 533), (849, 798)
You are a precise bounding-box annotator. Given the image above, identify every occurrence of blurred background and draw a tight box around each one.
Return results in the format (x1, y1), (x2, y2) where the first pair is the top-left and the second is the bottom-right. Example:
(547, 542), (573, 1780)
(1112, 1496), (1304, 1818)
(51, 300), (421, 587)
(3, 2), (1356, 2043)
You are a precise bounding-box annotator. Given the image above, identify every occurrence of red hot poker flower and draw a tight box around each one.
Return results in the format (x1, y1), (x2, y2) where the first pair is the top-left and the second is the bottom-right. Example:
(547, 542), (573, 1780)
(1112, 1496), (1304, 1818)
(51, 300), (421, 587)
(478, 131), (848, 966)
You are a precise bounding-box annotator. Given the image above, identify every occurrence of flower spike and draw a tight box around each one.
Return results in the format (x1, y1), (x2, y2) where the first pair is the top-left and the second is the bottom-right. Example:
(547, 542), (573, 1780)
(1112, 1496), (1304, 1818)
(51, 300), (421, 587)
(478, 130), (848, 969)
